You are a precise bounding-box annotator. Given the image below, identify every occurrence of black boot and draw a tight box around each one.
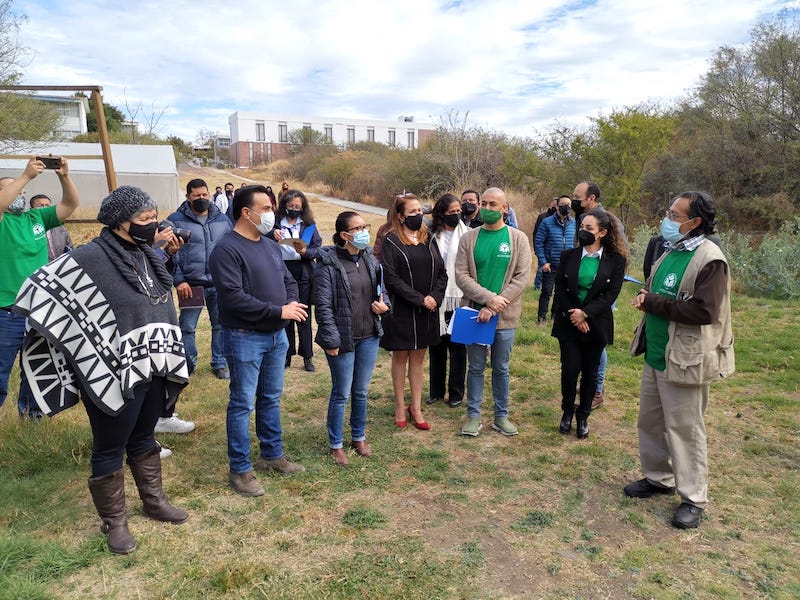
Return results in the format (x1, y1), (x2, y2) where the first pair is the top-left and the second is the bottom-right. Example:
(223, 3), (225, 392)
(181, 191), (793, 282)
(576, 418), (589, 439)
(128, 447), (189, 524)
(559, 412), (573, 434)
(88, 469), (136, 555)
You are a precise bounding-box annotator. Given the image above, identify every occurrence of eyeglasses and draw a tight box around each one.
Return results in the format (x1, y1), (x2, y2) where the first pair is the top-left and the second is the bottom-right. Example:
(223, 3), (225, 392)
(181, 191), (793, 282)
(664, 209), (690, 222)
(347, 223), (370, 233)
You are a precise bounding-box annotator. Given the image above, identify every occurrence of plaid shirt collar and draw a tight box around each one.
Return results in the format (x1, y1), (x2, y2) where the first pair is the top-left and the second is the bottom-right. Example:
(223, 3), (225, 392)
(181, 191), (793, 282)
(674, 234), (706, 252)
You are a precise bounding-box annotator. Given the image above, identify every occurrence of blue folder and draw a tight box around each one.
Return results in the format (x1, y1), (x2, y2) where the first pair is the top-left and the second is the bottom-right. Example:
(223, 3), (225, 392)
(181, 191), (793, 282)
(450, 307), (499, 345)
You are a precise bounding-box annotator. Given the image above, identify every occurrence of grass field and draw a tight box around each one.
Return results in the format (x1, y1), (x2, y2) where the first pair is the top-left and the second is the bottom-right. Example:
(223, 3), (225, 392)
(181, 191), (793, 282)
(0, 183), (798, 599)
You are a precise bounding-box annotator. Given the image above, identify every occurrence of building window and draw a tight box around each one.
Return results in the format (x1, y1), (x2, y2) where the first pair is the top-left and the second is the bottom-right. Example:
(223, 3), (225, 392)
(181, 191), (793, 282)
(407, 130), (415, 149)
(279, 122), (288, 142)
(324, 125), (332, 143)
(255, 120), (265, 141)
(367, 128), (375, 142)
(347, 127), (355, 145)
(388, 129), (396, 146)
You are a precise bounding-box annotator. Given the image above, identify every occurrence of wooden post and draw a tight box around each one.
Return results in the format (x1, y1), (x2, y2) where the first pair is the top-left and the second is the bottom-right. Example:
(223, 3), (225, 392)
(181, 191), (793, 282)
(90, 89), (117, 191)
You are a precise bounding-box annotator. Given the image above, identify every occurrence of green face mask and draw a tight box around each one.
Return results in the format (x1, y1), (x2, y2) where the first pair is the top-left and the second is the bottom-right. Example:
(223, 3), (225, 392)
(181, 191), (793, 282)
(480, 208), (503, 225)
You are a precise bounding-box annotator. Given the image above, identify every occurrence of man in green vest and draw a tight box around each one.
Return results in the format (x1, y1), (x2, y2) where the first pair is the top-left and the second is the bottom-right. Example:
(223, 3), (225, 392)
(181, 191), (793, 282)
(625, 191), (734, 529)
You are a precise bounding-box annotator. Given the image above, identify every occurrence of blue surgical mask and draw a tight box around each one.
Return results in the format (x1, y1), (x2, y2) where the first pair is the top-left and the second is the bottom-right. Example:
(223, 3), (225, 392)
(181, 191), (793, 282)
(660, 217), (685, 244)
(351, 230), (370, 250)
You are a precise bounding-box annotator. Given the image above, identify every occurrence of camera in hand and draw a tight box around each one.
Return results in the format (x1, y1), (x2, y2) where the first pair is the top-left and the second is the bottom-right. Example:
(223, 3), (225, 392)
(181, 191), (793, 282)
(158, 220), (191, 242)
(36, 156), (62, 169)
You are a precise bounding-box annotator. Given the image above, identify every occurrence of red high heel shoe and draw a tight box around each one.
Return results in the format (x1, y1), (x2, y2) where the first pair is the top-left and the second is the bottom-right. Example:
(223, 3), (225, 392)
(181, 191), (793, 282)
(394, 417), (407, 429)
(407, 408), (430, 431)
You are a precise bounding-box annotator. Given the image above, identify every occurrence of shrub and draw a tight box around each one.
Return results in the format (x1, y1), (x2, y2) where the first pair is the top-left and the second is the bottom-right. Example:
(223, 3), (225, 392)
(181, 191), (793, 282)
(722, 217), (800, 299)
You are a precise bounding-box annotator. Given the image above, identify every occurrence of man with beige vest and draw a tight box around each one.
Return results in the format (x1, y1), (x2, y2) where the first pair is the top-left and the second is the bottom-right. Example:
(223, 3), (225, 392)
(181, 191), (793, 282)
(626, 191), (734, 529)
(455, 187), (532, 437)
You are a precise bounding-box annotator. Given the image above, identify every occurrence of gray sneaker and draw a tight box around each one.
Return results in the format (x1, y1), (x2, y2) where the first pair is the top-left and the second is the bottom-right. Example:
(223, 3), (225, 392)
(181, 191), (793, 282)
(229, 470), (265, 497)
(492, 417), (518, 436)
(461, 417), (483, 437)
(255, 456), (306, 475)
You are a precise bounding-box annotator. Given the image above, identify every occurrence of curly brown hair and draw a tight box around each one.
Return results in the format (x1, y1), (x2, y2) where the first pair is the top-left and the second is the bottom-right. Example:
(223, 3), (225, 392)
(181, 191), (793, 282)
(582, 208), (628, 265)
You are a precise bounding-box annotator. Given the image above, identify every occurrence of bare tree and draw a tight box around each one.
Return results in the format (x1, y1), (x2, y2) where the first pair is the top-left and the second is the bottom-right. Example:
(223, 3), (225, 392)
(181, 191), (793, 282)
(123, 88), (169, 142)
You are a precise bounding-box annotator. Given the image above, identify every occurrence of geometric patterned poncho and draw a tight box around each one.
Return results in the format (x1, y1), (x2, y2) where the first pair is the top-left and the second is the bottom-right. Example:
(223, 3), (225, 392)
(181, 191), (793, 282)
(13, 230), (189, 416)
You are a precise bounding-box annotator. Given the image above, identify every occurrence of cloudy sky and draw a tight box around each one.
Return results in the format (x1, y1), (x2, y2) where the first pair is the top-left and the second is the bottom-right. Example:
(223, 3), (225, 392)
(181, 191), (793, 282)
(14, 0), (796, 142)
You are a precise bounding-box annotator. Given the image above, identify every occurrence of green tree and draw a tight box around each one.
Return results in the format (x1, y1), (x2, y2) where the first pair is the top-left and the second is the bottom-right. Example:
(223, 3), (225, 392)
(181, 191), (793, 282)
(287, 127), (329, 154)
(0, 1), (61, 150)
(86, 101), (124, 133)
(582, 105), (678, 222)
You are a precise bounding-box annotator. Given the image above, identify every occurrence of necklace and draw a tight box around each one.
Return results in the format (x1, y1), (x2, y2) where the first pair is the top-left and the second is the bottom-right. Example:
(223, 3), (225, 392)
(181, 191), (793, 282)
(131, 252), (168, 304)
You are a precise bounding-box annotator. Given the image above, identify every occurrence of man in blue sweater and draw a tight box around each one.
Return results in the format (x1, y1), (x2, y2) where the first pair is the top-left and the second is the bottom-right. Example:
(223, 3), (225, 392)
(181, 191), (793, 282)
(209, 185), (308, 497)
(534, 195), (575, 325)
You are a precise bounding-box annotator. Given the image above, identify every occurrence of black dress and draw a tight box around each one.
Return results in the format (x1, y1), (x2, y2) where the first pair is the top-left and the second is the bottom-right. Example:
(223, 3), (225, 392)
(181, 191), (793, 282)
(379, 232), (447, 351)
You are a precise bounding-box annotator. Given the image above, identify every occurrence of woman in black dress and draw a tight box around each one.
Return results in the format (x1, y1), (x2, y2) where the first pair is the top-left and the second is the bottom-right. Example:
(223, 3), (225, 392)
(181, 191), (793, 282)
(380, 193), (447, 430)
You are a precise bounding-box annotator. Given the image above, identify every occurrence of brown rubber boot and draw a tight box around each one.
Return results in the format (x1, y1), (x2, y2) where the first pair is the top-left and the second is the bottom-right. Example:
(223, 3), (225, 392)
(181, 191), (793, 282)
(88, 469), (136, 555)
(127, 447), (189, 524)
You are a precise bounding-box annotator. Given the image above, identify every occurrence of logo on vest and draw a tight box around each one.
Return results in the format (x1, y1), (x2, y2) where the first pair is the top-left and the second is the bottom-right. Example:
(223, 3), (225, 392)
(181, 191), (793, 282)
(663, 272), (678, 289)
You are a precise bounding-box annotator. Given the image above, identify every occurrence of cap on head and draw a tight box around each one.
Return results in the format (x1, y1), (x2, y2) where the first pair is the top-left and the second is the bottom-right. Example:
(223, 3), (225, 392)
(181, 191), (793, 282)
(97, 185), (158, 228)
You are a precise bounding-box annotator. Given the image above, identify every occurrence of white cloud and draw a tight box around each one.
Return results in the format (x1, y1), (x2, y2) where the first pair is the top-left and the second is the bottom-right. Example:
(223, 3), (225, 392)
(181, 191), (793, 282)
(14, 0), (793, 141)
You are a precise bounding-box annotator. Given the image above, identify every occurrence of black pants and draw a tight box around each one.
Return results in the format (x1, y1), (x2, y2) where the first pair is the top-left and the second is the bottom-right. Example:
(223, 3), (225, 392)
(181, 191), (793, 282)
(82, 377), (167, 477)
(559, 339), (604, 420)
(285, 262), (313, 359)
(428, 330), (466, 403)
(537, 270), (556, 321)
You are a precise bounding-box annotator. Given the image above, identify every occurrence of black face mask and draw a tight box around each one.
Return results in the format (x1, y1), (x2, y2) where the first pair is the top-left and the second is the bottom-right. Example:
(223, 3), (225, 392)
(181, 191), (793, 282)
(443, 213), (461, 228)
(558, 204), (570, 216)
(403, 214), (424, 231)
(128, 221), (158, 246)
(571, 199), (583, 214)
(461, 202), (477, 216)
(577, 229), (596, 247)
(192, 198), (211, 212)
(286, 209), (302, 220)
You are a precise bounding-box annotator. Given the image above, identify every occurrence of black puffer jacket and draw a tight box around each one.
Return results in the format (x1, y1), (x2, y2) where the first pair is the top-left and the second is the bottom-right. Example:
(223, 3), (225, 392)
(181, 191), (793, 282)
(314, 246), (385, 353)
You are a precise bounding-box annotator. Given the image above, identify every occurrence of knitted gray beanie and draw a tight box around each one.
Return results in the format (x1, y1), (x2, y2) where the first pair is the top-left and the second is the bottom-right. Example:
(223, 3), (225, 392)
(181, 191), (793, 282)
(97, 186), (158, 228)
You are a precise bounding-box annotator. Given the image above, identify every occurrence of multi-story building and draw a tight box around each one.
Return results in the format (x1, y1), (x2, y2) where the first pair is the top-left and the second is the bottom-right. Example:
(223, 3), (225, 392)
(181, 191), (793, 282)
(35, 94), (90, 139)
(228, 112), (436, 167)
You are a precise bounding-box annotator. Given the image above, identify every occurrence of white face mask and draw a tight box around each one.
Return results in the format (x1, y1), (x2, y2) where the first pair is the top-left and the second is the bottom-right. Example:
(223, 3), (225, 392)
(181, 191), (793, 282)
(250, 209), (275, 235)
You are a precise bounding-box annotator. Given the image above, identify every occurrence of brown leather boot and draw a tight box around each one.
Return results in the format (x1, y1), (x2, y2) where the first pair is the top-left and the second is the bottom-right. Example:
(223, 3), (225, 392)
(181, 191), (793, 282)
(127, 447), (189, 524)
(88, 469), (136, 555)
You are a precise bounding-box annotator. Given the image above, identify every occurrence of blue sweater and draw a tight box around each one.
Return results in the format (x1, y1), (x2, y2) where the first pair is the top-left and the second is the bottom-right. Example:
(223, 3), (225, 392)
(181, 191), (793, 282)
(209, 231), (299, 332)
(534, 213), (576, 268)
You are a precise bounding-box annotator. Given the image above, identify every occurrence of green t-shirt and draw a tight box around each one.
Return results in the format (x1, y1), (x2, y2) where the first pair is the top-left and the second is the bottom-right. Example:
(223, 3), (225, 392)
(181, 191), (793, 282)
(577, 255), (600, 304)
(644, 249), (696, 371)
(0, 206), (61, 307)
(473, 226), (511, 308)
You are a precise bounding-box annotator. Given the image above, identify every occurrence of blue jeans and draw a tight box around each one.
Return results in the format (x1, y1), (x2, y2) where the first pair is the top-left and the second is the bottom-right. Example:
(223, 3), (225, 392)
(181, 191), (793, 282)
(466, 328), (516, 419)
(325, 336), (380, 449)
(179, 286), (226, 373)
(596, 348), (607, 394)
(0, 309), (37, 416)
(222, 327), (289, 473)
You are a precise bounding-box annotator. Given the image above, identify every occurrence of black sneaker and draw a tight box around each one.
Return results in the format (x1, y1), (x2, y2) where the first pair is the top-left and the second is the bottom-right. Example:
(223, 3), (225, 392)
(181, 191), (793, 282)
(624, 478), (675, 498)
(447, 398), (463, 408)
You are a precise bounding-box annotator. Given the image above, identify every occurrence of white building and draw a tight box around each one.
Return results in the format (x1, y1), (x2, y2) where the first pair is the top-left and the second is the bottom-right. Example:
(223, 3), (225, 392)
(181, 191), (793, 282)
(35, 94), (90, 139)
(228, 112), (436, 167)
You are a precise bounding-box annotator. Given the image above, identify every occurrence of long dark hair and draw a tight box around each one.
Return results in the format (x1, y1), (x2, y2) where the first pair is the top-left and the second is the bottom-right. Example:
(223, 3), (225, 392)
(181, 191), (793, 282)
(276, 189), (315, 225)
(430, 193), (460, 234)
(582, 209), (628, 264)
(332, 211), (359, 247)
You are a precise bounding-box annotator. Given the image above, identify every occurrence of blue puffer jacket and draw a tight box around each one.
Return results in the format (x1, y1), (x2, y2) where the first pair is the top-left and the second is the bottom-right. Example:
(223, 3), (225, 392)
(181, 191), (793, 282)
(314, 246), (384, 353)
(167, 202), (233, 287)
(534, 213), (576, 268)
